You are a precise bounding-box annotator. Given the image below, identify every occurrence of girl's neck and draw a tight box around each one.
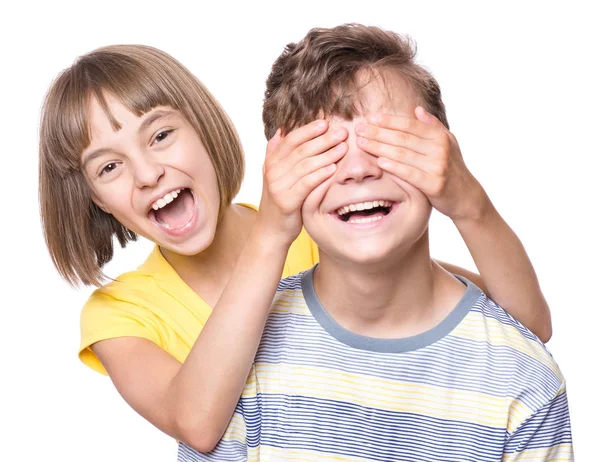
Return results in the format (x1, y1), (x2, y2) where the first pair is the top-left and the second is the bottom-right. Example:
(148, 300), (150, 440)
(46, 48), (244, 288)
(160, 204), (257, 306)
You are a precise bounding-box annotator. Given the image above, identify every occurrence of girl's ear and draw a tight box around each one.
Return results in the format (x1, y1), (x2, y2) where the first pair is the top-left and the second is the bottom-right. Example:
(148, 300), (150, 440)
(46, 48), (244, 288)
(90, 192), (110, 214)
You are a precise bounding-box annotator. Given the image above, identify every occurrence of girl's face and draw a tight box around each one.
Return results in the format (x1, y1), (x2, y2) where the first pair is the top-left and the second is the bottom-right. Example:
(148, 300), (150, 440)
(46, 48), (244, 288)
(81, 94), (221, 256)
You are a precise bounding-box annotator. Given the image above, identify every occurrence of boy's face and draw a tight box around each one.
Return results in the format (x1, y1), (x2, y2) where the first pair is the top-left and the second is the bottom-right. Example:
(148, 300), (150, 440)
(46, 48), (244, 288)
(302, 71), (432, 266)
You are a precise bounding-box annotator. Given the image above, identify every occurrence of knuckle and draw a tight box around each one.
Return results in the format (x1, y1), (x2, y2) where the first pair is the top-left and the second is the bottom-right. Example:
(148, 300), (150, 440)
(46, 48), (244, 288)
(440, 133), (452, 150)
(298, 176), (314, 191)
(295, 144), (309, 159)
(393, 131), (408, 145)
(432, 160), (448, 177)
(430, 178), (445, 196)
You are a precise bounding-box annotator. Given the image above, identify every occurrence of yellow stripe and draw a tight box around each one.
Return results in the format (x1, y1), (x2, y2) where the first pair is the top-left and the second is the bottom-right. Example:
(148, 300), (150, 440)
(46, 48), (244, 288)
(219, 412), (246, 444)
(453, 312), (563, 378)
(249, 363), (533, 429)
(502, 443), (574, 461)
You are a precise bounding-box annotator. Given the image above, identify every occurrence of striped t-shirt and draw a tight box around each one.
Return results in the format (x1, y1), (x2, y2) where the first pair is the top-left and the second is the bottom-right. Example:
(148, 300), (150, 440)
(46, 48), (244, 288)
(179, 268), (573, 461)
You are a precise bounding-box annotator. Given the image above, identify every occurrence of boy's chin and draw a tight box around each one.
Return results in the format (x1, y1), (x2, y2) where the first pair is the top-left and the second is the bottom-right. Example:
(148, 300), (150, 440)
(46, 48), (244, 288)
(321, 243), (399, 267)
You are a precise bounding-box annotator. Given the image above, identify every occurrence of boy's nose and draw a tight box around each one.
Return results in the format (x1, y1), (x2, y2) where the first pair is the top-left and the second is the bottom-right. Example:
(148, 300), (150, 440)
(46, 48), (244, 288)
(335, 141), (383, 185)
(132, 154), (165, 188)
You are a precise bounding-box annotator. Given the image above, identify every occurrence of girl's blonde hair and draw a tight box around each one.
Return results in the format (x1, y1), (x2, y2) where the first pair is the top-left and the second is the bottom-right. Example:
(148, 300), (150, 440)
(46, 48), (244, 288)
(39, 45), (244, 286)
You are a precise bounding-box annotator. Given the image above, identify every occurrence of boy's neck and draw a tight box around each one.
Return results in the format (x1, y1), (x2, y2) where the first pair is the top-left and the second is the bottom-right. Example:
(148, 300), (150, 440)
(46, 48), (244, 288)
(160, 204), (256, 306)
(313, 233), (465, 339)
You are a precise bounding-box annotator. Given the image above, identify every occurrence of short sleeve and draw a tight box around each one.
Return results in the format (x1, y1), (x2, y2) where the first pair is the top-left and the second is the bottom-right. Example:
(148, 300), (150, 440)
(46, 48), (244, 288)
(503, 388), (573, 461)
(79, 289), (162, 375)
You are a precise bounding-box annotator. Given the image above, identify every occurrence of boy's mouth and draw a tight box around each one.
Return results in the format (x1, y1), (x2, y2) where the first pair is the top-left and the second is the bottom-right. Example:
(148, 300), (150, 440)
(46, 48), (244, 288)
(148, 188), (196, 230)
(335, 200), (394, 224)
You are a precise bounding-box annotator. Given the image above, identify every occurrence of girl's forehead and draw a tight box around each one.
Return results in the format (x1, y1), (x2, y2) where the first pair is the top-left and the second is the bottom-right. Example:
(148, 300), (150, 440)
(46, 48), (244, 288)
(87, 94), (176, 142)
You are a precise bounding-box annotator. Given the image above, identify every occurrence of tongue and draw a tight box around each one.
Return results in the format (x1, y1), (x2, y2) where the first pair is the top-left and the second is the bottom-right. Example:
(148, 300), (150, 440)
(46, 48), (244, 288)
(347, 209), (385, 220)
(155, 189), (194, 229)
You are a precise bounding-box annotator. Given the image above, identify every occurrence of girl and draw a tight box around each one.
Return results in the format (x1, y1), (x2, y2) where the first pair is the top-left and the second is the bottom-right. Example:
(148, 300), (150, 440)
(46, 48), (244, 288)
(39, 44), (551, 452)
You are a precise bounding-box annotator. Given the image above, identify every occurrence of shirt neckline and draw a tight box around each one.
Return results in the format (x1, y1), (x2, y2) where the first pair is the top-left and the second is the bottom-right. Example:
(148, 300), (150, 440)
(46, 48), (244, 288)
(301, 265), (483, 353)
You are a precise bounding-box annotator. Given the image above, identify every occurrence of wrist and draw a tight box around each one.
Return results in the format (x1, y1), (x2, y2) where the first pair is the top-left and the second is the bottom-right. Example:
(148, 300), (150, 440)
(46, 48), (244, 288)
(452, 187), (496, 230)
(248, 221), (295, 256)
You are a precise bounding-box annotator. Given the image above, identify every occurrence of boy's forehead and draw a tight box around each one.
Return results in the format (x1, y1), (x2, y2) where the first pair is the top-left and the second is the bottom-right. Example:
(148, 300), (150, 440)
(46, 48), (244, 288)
(328, 69), (418, 122)
(356, 70), (417, 115)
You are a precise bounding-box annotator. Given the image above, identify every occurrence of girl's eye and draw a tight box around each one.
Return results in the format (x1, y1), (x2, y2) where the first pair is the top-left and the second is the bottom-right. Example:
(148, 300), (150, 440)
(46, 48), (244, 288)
(152, 129), (174, 145)
(100, 162), (118, 176)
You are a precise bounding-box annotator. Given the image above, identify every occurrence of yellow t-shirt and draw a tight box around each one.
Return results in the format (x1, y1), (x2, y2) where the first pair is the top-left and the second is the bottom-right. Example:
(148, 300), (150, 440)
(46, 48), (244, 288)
(79, 224), (319, 375)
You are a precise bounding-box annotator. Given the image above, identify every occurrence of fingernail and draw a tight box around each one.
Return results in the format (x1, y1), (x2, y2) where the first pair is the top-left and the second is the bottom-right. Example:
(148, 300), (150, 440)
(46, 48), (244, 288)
(316, 120), (327, 129)
(357, 136), (368, 147)
(356, 123), (366, 134)
(368, 114), (381, 124)
(417, 106), (429, 117)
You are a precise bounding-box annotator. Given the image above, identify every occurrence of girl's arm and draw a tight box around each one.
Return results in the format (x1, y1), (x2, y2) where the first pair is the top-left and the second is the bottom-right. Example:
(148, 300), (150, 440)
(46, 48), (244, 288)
(358, 108), (551, 342)
(93, 120), (347, 452)
(454, 199), (550, 341)
(436, 198), (551, 341)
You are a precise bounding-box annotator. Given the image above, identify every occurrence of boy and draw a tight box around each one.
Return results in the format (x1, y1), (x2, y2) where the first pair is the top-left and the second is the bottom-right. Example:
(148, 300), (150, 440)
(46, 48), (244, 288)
(179, 24), (572, 461)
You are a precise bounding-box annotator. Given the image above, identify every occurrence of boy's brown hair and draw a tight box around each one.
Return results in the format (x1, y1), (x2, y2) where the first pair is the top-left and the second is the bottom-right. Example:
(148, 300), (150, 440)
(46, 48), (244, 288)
(39, 45), (245, 286)
(263, 23), (449, 139)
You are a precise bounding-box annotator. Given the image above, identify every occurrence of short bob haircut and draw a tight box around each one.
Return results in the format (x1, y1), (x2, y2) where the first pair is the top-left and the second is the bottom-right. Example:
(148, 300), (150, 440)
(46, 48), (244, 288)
(39, 45), (244, 287)
(263, 23), (449, 140)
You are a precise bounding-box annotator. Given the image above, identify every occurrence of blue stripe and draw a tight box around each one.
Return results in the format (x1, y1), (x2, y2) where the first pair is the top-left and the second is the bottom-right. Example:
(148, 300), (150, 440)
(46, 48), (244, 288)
(258, 312), (561, 410)
(247, 394), (506, 461)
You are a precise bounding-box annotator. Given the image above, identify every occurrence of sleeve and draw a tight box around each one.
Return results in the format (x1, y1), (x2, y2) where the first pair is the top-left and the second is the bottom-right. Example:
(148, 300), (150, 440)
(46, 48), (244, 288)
(79, 289), (162, 376)
(502, 388), (573, 461)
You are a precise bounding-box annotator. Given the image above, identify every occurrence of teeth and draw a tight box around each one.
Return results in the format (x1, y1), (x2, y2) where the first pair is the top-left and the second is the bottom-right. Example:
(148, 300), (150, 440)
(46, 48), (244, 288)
(348, 215), (384, 224)
(151, 189), (182, 211)
(336, 200), (392, 216)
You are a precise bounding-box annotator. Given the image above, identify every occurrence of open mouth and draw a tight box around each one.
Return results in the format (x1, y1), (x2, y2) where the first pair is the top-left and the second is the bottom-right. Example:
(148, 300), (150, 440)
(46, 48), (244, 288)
(335, 200), (394, 224)
(148, 188), (196, 230)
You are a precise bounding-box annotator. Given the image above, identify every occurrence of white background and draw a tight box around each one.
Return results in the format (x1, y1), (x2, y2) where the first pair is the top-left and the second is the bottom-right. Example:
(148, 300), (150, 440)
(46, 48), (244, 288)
(1, 0), (597, 460)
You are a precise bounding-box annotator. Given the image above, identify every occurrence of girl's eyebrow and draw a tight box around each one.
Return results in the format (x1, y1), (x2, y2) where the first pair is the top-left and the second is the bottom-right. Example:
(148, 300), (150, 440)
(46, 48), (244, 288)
(81, 110), (176, 169)
(81, 147), (112, 170)
(137, 109), (176, 134)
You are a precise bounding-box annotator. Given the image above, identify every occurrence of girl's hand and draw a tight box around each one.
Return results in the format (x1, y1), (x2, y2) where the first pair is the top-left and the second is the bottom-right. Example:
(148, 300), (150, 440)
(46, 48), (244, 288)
(356, 107), (489, 223)
(257, 120), (348, 247)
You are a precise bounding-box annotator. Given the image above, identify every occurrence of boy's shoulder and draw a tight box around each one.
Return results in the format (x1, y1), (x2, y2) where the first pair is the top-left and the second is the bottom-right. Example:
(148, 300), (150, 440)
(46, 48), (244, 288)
(459, 284), (565, 387)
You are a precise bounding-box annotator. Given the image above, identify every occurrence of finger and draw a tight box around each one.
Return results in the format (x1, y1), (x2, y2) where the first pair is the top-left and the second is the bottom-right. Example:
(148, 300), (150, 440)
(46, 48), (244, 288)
(269, 141), (347, 186)
(357, 137), (431, 172)
(265, 129), (282, 159)
(293, 142), (348, 179)
(269, 119), (329, 164)
(267, 126), (347, 180)
(269, 162), (337, 211)
(286, 126), (348, 166)
(367, 113), (439, 140)
(356, 122), (426, 153)
(288, 164), (338, 204)
(377, 157), (432, 193)
(301, 171), (336, 211)
(415, 106), (448, 132)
